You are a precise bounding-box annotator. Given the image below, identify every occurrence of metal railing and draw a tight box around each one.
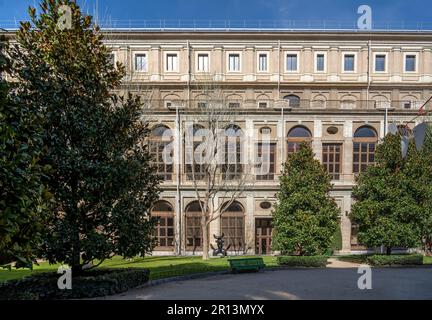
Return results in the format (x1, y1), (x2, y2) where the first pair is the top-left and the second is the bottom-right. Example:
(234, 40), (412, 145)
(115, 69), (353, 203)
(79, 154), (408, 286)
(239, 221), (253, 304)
(2, 19), (432, 32)
(139, 99), (427, 111)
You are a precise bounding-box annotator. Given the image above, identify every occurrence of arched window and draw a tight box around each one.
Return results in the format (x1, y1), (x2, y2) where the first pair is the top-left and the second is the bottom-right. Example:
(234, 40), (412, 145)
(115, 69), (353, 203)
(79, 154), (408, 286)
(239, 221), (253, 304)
(353, 126), (378, 174)
(220, 201), (245, 251)
(150, 125), (173, 180)
(151, 201), (174, 250)
(287, 126), (312, 157)
(185, 124), (206, 181)
(223, 125), (243, 180)
(185, 201), (203, 251)
(283, 94), (301, 108)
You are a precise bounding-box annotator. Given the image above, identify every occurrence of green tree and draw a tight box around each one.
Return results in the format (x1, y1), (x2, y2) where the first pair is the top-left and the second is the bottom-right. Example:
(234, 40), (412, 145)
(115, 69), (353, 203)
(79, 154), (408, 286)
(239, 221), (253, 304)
(350, 133), (427, 255)
(10, 0), (160, 274)
(0, 35), (50, 267)
(272, 143), (340, 256)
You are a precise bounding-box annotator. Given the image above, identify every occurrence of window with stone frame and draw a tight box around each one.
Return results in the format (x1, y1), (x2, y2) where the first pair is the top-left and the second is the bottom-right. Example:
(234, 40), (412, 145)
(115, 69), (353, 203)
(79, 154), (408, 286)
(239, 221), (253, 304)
(185, 124), (206, 181)
(151, 201), (175, 250)
(322, 143), (342, 180)
(353, 126), (377, 175)
(149, 125), (173, 180)
(256, 142), (276, 181)
(221, 124), (243, 180)
(220, 202), (245, 252)
(185, 201), (203, 251)
(287, 126), (312, 158)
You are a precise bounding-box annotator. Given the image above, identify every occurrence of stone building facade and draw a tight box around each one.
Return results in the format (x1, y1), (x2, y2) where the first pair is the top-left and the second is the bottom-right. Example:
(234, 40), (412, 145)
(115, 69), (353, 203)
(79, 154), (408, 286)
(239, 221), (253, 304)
(103, 30), (431, 255)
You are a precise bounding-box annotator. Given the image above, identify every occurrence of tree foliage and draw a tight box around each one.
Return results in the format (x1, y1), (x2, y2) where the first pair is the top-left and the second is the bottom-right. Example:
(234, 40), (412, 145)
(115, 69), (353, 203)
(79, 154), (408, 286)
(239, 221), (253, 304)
(0, 35), (50, 267)
(350, 132), (432, 254)
(9, 0), (160, 273)
(272, 143), (340, 255)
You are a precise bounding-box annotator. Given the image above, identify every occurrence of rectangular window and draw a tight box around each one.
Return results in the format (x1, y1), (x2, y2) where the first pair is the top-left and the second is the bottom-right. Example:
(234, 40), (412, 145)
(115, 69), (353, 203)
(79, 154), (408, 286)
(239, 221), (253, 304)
(353, 142), (376, 174)
(405, 55), (416, 72)
(286, 54), (298, 71)
(228, 53), (240, 71)
(154, 215), (174, 249)
(258, 53), (268, 72)
(322, 143), (342, 180)
(186, 215), (202, 249)
(258, 102), (268, 109)
(228, 102), (240, 108)
(197, 102), (208, 109)
(344, 54), (355, 72)
(375, 55), (386, 72)
(149, 139), (173, 181)
(316, 54), (325, 72)
(256, 143), (276, 181)
(166, 53), (178, 71)
(134, 54), (147, 72)
(221, 215), (244, 250)
(197, 53), (209, 72)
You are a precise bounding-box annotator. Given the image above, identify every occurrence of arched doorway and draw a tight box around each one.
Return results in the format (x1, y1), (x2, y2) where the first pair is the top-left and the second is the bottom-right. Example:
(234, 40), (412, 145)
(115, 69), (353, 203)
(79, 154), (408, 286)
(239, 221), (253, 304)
(185, 201), (203, 252)
(287, 126), (312, 158)
(220, 201), (245, 253)
(151, 200), (175, 251)
(353, 126), (378, 174)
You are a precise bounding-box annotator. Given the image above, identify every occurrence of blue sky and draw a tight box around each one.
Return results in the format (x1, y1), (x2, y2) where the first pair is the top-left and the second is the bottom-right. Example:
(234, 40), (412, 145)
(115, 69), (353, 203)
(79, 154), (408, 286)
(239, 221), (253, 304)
(0, 0), (431, 28)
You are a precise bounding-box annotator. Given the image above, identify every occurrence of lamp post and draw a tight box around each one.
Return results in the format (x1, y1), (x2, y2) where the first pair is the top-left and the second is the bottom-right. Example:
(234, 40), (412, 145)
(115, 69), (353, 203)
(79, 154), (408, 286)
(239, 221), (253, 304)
(376, 102), (395, 136)
(274, 100), (292, 167)
(168, 102), (185, 255)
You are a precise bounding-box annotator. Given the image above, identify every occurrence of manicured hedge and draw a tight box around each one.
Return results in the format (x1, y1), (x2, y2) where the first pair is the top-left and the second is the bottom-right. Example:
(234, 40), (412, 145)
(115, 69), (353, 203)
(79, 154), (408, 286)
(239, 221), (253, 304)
(366, 254), (424, 266)
(0, 268), (149, 300)
(277, 256), (329, 267)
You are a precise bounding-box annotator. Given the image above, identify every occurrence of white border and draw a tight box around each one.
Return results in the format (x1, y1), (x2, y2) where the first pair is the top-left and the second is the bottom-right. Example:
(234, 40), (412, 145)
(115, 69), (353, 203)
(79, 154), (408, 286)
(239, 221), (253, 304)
(195, 51), (210, 73)
(342, 52), (357, 73)
(256, 51), (269, 73)
(403, 52), (419, 73)
(285, 51), (300, 73)
(373, 52), (388, 73)
(314, 52), (327, 73)
(226, 51), (242, 73)
(133, 51), (149, 73)
(164, 51), (179, 73)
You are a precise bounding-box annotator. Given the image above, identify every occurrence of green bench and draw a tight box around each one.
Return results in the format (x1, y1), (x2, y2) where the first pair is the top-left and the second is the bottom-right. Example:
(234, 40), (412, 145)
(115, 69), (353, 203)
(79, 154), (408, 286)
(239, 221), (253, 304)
(228, 258), (266, 273)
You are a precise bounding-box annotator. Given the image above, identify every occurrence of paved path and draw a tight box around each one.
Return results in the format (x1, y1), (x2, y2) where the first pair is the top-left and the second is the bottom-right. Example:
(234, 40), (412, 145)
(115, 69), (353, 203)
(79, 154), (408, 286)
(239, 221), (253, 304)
(327, 258), (363, 268)
(101, 267), (432, 300)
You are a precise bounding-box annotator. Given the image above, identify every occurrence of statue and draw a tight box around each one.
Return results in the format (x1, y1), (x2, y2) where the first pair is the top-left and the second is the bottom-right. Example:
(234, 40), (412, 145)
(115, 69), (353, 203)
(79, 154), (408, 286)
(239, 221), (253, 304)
(210, 233), (231, 257)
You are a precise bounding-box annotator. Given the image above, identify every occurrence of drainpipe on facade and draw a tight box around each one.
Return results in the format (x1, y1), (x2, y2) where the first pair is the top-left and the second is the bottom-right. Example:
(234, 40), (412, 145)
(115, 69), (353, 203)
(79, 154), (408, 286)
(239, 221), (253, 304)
(176, 104), (182, 255)
(366, 40), (371, 108)
(277, 40), (281, 94)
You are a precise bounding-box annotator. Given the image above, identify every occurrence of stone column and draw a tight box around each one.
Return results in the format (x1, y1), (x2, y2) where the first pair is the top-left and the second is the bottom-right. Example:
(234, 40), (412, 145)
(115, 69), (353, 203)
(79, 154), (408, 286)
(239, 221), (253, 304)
(343, 120), (353, 184)
(245, 195), (255, 255)
(313, 120), (322, 162)
(340, 194), (353, 253)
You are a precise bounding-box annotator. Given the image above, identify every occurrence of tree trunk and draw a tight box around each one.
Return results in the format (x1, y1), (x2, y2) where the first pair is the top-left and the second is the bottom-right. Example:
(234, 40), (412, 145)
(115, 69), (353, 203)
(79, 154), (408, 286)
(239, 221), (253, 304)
(386, 247), (392, 255)
(202, 216), (209, 260)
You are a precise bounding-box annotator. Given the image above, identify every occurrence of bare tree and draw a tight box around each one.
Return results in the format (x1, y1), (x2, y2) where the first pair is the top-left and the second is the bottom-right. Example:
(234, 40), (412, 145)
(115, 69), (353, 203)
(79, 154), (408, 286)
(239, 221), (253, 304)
(185, 75), (255, 260)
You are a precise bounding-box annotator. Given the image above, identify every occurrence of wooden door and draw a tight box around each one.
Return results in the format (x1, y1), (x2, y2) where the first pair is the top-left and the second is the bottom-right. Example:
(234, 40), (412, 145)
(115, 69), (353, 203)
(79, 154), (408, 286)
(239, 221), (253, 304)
(255, 218), (273, 255)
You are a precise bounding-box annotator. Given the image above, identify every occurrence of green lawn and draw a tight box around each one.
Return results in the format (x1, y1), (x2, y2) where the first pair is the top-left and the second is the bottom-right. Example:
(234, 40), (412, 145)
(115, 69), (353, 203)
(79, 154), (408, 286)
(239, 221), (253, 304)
(424, 256), (432, 265)
(0, 255), (278, 283)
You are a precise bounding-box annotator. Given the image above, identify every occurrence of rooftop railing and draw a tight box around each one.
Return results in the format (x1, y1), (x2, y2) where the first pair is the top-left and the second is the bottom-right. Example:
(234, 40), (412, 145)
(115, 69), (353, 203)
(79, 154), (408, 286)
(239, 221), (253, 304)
(140, 99), (426, 112)
(2, 19), (432, 32)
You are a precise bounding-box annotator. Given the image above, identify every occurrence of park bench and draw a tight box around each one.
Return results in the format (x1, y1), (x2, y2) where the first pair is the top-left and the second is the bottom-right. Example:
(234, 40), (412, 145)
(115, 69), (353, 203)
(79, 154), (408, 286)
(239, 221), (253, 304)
(228, 257), (266, 273)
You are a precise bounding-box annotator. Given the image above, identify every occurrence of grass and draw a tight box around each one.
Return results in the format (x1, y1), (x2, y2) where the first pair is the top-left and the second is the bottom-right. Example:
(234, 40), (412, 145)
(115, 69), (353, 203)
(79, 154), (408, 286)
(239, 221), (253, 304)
(0, 255), (278, 283)
(424, 256), (432, 265)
